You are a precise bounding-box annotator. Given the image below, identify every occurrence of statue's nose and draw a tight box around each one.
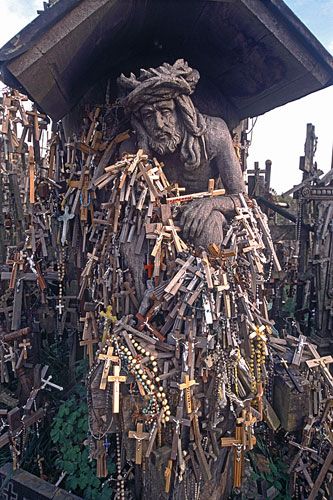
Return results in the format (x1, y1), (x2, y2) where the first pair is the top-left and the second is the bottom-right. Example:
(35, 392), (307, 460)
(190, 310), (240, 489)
(155, 112), (164, 129)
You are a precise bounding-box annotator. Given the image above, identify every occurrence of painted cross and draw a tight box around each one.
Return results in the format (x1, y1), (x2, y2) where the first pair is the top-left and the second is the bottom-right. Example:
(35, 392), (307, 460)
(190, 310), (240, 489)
(177, 374), (198, 414)
(108, 365), (127, 413)
(57, 206), (75, 246)
(144, 260), (154, 279)
(98, 345), (119, 390)
(18, 339), (31, 360)
(128, 422), (149, 464)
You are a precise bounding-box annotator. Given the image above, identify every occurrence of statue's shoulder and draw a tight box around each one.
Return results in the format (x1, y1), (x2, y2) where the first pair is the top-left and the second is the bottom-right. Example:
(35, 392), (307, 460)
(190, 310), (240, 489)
(202, 114), (232, 158)
(119, 133), (138, 155)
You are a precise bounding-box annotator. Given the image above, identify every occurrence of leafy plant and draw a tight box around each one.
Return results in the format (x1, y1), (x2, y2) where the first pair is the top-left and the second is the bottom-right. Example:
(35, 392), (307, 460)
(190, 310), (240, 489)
(250, 435), (291, 500)
(50, 385), (114, 499)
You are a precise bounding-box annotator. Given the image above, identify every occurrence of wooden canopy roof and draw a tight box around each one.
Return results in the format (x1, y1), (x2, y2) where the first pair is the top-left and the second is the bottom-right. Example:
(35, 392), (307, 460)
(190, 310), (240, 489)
(1, 0), (332, 123)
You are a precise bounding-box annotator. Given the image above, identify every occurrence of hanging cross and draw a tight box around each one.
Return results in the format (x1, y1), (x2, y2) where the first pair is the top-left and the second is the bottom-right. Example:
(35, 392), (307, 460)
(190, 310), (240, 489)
(177, 373), (198, 414)
(56, 302), (64, 315)
(57, 206), (75, 245)
(169, 404), (190, 460)
(98, 345), (119, 390)
(96, 439), (108, 478)
(128, 422), (150, 464)
(242, 407), (257, 450)
(108, 365), (127, 413)
(19, 339), (31, 360)
(221, 417), (246, 489)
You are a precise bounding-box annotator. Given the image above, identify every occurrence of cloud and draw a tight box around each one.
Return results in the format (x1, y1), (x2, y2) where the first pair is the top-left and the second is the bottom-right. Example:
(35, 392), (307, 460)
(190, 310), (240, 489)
(0, 0), (42, 48)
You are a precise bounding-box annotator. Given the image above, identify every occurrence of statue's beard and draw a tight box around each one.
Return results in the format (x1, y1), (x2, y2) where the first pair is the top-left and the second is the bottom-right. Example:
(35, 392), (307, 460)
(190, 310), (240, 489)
(147, 129), (182, 156)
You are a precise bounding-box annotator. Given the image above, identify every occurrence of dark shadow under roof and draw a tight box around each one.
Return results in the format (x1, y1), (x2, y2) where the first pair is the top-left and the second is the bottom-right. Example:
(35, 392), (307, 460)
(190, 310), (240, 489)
(1, 0), (332, 122)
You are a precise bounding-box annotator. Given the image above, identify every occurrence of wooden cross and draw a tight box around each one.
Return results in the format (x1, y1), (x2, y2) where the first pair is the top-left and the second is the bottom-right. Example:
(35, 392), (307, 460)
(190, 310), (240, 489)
(177, 373), (198, 414)
(221, 418), (245, 489)
(221, 412), (256, 489)
(128, 422), (149, 464)
(80, 337), (98, 367)
(98, 345), (119, 390)
(96, 439), (108, 478)
(170, 404), (190, 460)
(307, 448), (333, 500)
(242, 407), (257, 451)
(108, 365), (126, 413)
(19, 339), (31, 360)
(306, 353), (333, 390)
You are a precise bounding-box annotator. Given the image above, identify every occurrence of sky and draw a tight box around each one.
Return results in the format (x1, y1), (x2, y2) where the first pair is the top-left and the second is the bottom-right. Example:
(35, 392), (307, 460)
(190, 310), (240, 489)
(0, 0), (332, 194)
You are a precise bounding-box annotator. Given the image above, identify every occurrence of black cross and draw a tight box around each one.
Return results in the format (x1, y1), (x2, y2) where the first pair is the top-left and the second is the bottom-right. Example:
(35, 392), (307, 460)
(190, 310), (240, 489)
(2, 481), (18, 500)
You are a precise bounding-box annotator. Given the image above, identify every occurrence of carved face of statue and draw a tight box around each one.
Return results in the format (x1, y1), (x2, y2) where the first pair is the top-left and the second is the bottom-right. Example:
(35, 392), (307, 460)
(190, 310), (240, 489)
(139, 99), (182, 155)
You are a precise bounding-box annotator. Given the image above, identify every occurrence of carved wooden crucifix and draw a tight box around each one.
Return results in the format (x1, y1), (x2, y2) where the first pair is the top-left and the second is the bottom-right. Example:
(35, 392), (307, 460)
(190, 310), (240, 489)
(128, 422), (150, 464)
(221, 413), (255, 489)
(170, 403), (190, 460)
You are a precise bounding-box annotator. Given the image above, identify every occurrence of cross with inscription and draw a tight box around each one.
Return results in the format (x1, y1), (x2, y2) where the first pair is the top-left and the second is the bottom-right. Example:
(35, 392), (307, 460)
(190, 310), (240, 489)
(108, 365), (127, 413)
(177, 373), (198, 414)
(98, 345), (119, 390)
(128, 422), (150, 464)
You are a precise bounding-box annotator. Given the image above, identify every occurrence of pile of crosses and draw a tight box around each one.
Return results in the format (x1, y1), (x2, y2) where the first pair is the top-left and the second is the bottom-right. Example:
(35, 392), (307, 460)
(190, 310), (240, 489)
(270, 332), (333, 499)
(0, 86), (332, 499)
(86, 149), (281, 497)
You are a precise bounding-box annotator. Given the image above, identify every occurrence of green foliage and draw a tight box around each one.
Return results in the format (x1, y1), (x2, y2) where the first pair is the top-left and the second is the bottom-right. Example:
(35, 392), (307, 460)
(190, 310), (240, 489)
(50, 385), (114, 499)
(251, 436), (291, 500)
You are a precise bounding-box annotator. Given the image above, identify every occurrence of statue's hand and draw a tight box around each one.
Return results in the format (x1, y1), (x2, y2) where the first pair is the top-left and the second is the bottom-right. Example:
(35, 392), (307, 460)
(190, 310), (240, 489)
(179, 198), (216, 240)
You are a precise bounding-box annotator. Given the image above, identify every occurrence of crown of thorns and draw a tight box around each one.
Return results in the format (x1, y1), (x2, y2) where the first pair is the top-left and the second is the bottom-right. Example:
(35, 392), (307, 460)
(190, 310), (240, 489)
(118, 59), (200, 112)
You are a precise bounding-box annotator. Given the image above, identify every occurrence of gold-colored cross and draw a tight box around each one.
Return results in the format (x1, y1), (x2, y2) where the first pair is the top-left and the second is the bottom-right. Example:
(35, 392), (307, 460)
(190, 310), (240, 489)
(108, 365), (127, 413)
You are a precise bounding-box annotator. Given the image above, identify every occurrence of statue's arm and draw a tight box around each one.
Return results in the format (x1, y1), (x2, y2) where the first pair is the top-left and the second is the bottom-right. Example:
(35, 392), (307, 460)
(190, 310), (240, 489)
(206, 117), (246, 217)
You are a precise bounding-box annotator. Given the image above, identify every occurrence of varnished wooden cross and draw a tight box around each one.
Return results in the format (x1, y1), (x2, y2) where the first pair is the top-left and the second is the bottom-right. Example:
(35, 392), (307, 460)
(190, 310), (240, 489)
(221, 411), (257, 488)
(98, 345), (119, 390)
(221, 419), (245, 489)
(108, 365), (126, 413)
(128, 422), (149, 464)
(177, 374), (198, 414)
